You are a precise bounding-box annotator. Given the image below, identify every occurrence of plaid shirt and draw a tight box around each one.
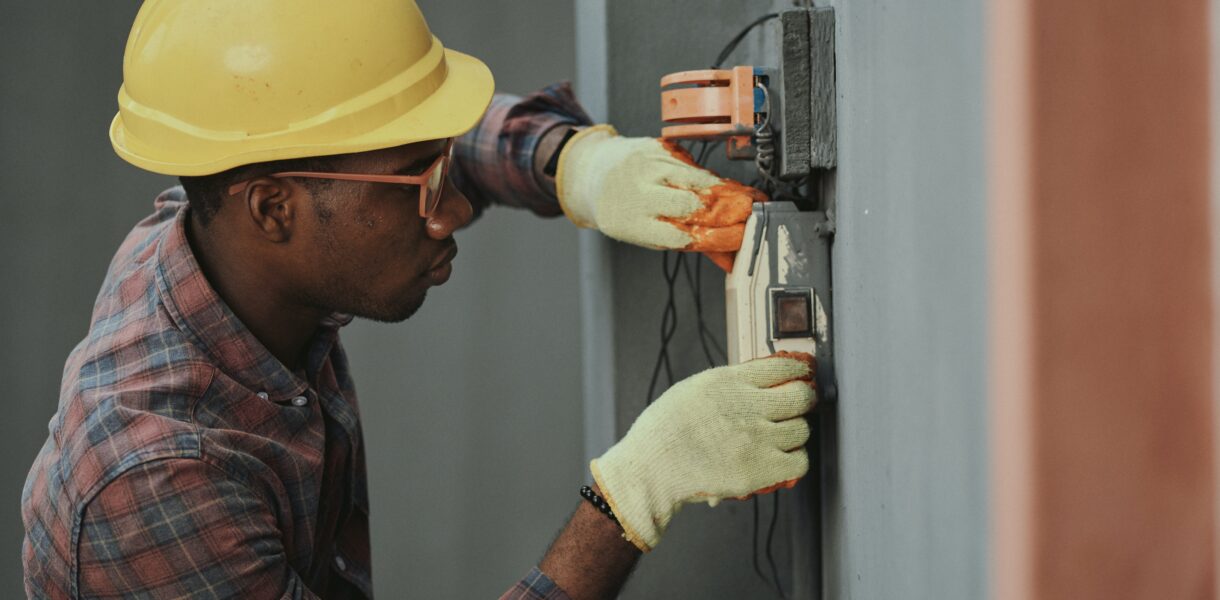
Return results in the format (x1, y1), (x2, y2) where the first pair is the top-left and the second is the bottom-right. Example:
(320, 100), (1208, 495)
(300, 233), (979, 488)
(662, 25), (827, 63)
(22, 84), (590, 600)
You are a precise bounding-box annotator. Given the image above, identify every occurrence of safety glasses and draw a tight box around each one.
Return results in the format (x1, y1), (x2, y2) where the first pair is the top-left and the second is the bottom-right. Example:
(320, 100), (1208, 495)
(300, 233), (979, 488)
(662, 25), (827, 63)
(227, 139), (455, 217)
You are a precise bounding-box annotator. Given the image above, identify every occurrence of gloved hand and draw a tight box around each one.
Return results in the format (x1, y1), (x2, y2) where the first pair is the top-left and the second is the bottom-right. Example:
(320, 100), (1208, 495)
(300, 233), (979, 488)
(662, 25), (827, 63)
(555, 124), (766, 271)
(591, 353), (816, 552)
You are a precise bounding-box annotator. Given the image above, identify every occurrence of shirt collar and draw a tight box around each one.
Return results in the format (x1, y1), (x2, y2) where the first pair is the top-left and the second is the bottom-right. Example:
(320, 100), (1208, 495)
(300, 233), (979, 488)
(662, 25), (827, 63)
(153, 189), (351, 401)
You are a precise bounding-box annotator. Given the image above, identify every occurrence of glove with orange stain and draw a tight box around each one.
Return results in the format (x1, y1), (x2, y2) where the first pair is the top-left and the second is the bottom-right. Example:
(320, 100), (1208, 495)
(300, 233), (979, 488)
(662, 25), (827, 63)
(555, 125), (765, 271)
(731, 351), (816, 500)
(591, 352), (817, 552)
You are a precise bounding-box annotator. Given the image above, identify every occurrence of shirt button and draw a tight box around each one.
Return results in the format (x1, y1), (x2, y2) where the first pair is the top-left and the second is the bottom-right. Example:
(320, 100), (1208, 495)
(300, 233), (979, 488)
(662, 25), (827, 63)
(292, 395), (308, 407)
(334, 554), (347, 571)
(256, 392), (269, 400)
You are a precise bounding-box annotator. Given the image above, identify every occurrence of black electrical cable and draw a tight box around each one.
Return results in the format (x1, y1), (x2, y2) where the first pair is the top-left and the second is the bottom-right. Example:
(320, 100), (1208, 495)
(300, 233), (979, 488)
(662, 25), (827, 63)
(645, 251), (684, 404)
(684, 262), (718, 368)
(712, 12), (781, 70)
(767, 492), (786, 598)
(646, 140), (725, 405)
(695, 140), (718, 166)
(682, 255), (727, 367)
(752, 496), (767, 583)
(644, 14), (795, 596)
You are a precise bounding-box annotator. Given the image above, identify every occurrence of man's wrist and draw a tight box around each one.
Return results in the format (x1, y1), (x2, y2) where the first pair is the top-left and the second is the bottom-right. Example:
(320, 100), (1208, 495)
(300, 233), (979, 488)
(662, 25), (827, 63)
(585, 484), (631, 542)
(538, 485), (641, 600)
(533, 124), (582, 198)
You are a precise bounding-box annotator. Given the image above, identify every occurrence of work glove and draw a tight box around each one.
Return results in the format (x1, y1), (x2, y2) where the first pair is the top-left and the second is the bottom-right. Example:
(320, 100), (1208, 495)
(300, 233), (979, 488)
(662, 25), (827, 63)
(591, 353), (816, 552)
(555, 124), (766, 271)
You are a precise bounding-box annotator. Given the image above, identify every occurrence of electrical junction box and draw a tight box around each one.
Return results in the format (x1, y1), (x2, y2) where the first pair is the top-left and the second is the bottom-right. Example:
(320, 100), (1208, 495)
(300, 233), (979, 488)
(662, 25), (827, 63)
(725, 202), (833, 368)
(704, 7), (837, 389)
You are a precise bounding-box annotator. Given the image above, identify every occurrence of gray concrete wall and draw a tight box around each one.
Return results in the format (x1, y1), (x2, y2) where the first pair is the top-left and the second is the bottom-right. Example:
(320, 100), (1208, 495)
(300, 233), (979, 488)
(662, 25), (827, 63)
(594, 0), (989, 597)
(0, 2), (581, 598)
(823, 0), (988, 598)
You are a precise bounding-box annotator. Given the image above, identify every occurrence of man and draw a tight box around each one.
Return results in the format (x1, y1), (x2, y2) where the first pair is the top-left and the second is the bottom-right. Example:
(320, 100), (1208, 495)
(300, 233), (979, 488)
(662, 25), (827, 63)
(21, 2), (816, 598)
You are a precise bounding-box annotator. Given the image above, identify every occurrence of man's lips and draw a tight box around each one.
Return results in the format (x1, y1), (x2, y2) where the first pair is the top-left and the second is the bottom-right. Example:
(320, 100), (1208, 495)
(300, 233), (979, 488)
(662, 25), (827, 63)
(429, 243), (458, 272)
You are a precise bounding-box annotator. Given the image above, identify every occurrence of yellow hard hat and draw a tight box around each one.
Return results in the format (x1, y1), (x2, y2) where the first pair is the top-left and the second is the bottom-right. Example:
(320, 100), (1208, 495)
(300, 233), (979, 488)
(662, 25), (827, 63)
(110, 0), (494, 176)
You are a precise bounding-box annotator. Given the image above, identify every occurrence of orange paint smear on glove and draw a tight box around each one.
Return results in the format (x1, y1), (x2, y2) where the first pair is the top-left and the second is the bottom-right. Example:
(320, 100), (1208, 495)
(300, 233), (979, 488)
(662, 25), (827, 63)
(658, 140), (769, 271)
(676, 222), (747, 252)
(770, 350), (817, 384)
(659, 139), (701, 167)
(686, 185), (760, 225)
(734, 351), (817, 501)
(735, 478), (801, 500)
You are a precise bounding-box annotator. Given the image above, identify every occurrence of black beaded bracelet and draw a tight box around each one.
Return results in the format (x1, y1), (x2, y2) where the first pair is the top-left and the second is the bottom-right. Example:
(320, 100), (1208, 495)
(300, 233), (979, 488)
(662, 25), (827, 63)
(579, 485), (620, 525)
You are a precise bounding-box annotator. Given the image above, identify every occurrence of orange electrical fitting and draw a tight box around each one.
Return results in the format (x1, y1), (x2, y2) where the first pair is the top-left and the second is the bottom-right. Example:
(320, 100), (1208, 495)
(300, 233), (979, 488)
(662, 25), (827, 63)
(660, 66), (761, 159)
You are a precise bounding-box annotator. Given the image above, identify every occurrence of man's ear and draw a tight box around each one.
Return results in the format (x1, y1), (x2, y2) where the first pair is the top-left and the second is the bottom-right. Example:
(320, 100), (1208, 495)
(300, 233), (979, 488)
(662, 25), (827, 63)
(239, 177), (299, 243)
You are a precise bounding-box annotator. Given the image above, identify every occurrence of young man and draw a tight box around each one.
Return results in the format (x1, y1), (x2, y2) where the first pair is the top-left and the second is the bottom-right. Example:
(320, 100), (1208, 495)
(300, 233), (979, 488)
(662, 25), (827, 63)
(21, 2), (815, 598)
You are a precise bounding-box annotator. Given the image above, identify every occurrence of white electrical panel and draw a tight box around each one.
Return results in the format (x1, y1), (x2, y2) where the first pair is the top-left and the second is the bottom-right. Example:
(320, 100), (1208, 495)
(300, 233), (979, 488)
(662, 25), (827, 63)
(726, 203), (829, 365)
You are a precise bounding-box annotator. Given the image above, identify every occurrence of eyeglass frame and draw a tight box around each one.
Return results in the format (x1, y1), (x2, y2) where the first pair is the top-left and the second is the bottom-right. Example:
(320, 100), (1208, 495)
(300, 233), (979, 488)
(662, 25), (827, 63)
(226, 139), (456, 218)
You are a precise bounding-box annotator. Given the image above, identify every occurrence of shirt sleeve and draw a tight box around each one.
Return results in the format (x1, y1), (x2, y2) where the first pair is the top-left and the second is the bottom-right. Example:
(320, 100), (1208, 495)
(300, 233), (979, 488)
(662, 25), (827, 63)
(76, 458), (320, 600)
(450, 81), (594, 219)
(499, 567), (573, 600)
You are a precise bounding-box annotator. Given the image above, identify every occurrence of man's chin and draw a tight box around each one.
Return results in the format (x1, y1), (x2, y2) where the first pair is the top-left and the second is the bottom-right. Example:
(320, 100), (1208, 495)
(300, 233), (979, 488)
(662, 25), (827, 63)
(352, 290), (427, 324)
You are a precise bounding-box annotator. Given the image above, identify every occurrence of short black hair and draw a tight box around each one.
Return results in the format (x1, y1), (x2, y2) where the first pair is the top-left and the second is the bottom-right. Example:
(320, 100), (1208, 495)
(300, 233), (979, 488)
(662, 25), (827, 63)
(180, 154), (345, 226)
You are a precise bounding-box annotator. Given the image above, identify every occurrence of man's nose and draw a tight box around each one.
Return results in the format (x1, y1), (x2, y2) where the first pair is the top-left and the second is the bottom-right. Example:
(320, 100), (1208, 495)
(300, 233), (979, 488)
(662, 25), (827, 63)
(425, 178), (473, 239)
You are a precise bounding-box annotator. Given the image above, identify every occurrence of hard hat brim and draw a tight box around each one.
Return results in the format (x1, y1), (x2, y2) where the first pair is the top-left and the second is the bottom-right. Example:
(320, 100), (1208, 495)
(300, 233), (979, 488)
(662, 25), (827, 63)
(110, 48), (495, 176)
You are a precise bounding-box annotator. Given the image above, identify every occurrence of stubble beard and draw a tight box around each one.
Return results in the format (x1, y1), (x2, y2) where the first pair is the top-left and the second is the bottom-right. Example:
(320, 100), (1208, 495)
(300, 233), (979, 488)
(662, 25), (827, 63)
(305, 270), (428, 324)
(356, 288), (427, 323)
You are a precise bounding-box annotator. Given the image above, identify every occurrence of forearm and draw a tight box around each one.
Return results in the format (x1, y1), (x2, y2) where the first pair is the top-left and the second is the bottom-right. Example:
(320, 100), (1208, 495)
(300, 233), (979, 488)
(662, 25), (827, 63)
(539, 485), (642, 600)
(449, 83), (592, 218)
